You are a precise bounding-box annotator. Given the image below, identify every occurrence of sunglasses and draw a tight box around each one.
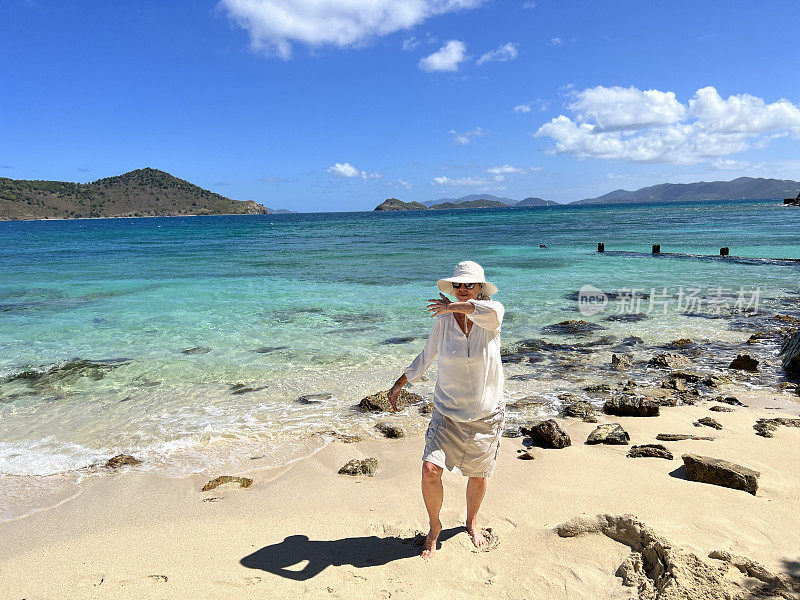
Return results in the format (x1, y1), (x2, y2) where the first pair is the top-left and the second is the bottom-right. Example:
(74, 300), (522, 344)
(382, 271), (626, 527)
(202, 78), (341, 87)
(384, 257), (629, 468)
(451, 282), (479, 289)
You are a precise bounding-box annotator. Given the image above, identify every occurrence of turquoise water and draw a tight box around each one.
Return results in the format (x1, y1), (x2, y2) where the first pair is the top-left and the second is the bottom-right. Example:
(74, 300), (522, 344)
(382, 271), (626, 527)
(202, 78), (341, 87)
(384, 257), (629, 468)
(1, 200), (798, 519)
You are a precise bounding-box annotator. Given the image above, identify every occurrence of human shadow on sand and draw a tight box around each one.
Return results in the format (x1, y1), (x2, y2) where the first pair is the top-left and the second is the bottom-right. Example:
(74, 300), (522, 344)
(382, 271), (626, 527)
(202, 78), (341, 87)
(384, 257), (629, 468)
(240, 527), (462, 581)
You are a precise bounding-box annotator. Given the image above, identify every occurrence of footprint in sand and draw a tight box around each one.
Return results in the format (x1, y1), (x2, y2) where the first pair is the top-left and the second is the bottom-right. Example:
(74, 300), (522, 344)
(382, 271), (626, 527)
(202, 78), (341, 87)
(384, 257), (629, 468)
(467, 528), (500, 553)
(213, 576), (265, 587)
(116, 574), (168, 586)
(78, 573), (106, 587)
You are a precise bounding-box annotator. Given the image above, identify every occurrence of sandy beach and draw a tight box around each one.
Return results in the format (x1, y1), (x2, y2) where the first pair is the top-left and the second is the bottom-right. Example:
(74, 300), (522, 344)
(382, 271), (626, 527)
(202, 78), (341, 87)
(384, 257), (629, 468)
(2, 384), (799, 599)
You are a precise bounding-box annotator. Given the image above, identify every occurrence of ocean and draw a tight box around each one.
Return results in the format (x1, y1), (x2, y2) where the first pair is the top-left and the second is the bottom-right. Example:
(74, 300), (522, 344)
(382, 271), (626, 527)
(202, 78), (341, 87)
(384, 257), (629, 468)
(1, 199), (798, 520)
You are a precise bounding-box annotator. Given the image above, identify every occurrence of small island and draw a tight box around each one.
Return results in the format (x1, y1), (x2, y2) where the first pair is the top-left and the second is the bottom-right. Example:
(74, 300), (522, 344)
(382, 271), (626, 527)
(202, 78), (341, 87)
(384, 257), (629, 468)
(373, 198), (428, 211)
(0, 168), (287, 220)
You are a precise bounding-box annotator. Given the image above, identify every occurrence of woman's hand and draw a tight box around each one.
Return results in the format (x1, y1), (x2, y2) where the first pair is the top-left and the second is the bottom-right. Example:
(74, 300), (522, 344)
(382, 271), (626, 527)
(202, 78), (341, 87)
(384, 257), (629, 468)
(427, 293), (453, 317)
(387, 374), (408, 411)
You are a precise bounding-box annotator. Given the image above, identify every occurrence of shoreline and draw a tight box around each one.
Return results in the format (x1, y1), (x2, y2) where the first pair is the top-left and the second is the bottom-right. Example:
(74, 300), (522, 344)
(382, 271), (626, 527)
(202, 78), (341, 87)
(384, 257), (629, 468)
(2, 383), (799, 598)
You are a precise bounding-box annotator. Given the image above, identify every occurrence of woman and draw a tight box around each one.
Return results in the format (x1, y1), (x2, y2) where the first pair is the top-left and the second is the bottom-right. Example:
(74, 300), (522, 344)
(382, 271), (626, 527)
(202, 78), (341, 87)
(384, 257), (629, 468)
(387, 261), (504, 559)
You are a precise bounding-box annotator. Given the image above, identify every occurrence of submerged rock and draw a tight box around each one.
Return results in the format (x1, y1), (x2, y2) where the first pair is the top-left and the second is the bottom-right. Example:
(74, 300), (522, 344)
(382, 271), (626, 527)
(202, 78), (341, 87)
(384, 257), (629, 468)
(669, 370), (703, 383)
(521, 419), (571, 449)
(338, 458), (378, 476)
(376, 422), (405, 438)
(254, 346), (289, 354)
(358, 389), (422, 412)
(586, 423), (630, 445)
(627, 444), (673, 459)
(105, 454), (142, 469)
(182, 347), (211, 355)
(4, 358), (130, 388)
(230, 382), (268, 395)
(297, 392), (333, 404)
(611, 354), (632, 370)
(603, 395), (660, 417)
(728, 354), (759, 372)
(381, 336), (416, 345)
(202, 475), (253, 491)
(649, 353), (691, 369)
(541, 320), (606, 335)
(682, 454), (759, 495)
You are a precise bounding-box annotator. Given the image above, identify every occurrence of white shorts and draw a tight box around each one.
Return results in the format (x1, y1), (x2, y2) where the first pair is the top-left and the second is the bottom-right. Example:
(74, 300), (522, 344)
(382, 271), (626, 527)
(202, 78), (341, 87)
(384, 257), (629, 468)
(422, 407), (505, 478)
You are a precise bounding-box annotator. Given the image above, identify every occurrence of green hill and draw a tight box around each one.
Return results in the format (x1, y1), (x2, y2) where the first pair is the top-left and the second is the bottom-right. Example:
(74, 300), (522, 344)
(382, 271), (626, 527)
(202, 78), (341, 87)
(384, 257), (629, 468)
(0, 168), (272, 220)
(374, 198), (428, 211)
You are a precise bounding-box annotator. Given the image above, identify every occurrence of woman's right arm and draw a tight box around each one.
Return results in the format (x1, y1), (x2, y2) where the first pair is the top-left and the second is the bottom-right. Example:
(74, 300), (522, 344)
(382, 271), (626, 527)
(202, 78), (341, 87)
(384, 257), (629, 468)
(387, 317), (443, 410)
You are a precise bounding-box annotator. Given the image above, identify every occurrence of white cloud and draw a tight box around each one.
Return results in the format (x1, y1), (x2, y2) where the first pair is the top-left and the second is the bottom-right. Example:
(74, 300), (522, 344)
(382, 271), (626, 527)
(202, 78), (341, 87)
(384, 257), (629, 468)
(327, 162), (381, 180)
(535, 85), (800, 164)
(419, 39), (467, 72)
(449, 126), (485, 145)
(485, 165), (543, 174)
(220, 0), (483, 59)
(389, 178), (412, 189)
(568, 86), (686, 131)
(514, 98), (549, 113)
(550, 37), (563, 46)
(476, 42), (518, 66)
(523, 1), (536, 8)
(401, 36), (419, 51)
(432, 175), (505, 186)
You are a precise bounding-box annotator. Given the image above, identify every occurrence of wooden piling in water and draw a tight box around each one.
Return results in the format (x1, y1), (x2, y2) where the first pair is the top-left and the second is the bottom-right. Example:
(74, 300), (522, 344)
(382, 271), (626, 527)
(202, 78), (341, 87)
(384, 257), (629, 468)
(652, 244), (661, 254)
(720, 247), (729, 257)
(597, 243), (605, 253)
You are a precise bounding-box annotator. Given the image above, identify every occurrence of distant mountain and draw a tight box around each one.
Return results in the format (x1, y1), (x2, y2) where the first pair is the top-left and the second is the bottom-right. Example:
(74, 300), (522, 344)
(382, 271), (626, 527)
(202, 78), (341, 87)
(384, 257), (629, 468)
(424, 193), (517, 207)
(515, 197), (560, 207)
(431, 199), (508, 209)
(0, 168), (286, 220)
(374, 198), (428, 211)
(571, 177), (800, 205)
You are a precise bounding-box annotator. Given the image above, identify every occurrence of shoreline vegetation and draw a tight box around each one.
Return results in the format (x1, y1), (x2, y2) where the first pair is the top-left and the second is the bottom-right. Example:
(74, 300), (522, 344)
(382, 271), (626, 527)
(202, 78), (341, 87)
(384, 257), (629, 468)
(2, 169), (799, 220)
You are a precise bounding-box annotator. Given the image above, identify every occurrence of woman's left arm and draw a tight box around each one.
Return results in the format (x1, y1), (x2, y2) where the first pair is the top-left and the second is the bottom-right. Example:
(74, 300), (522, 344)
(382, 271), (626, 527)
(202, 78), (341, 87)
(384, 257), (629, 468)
(465, 299), (504, 331)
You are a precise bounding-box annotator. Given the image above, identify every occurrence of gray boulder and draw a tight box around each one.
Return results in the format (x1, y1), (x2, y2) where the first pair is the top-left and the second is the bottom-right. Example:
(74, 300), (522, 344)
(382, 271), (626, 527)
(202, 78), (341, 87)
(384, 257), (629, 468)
(682, 454), (760, 495)
(728, 354), (759, 372)
(627, 444), (673, 459)
(359, 389), (422, 412)
(780, 331), (800, 376)
(338, 458), (378, 476)
(694, 417), (723, 430)
(586, 423), (630, 445)
(521, 419), (571, 449)
(649, 353), (691, 369)
(603, 395), (660, 417)
(376, 422), (405, 438)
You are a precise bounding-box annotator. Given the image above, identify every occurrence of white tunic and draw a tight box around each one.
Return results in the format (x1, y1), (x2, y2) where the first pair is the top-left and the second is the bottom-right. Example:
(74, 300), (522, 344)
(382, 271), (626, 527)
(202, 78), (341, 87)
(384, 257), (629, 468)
(404, 299), (505, 422)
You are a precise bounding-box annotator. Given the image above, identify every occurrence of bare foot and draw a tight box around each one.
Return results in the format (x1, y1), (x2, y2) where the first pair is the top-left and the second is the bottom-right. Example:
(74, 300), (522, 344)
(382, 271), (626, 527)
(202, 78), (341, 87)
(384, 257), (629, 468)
(466, 520), (486, 550)
(421, 520), (442, 559)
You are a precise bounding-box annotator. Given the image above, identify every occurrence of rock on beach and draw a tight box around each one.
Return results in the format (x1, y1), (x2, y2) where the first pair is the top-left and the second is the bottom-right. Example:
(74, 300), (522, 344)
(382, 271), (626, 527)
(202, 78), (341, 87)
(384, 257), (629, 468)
(586, 423), (630, 445)
(681, 454), (760, 495)
(358, 389), (422, 412)
(521, 419), (571, 449)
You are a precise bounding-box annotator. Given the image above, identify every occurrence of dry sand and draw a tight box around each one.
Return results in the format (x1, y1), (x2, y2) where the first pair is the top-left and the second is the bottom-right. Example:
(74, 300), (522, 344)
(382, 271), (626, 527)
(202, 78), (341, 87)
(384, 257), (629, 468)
(2, 387), (799, 599)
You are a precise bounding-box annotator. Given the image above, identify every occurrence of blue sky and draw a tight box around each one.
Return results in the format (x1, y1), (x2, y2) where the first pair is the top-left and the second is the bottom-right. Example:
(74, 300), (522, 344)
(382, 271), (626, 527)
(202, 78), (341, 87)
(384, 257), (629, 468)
(2, 0), (800, 211)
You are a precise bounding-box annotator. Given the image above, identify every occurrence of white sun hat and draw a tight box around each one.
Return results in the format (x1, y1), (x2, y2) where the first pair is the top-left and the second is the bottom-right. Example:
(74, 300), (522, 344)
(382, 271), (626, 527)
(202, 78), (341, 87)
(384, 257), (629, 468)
(437, 261), (498, 297)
